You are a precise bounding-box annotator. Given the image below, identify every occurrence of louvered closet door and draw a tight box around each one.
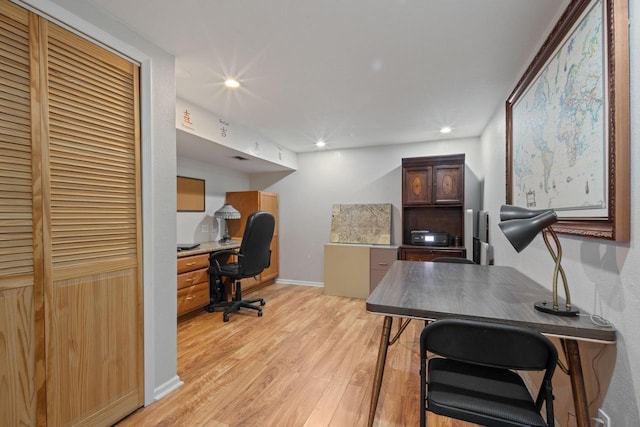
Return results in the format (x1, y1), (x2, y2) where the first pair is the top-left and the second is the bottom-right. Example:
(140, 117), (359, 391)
(0, 2), (40, 425)
(41, 19), (143, 426)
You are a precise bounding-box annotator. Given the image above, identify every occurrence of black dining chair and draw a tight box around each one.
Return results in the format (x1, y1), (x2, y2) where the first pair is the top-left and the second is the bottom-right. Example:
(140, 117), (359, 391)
(420, 318), (558, 427)
(207, 211), (275, 322)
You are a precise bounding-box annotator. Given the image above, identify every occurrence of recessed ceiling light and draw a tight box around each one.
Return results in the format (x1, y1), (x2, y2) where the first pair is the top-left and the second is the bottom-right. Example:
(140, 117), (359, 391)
(440, 126), (453, 134)
(224, 78), (240, 89)
(315, 140), (326, 148)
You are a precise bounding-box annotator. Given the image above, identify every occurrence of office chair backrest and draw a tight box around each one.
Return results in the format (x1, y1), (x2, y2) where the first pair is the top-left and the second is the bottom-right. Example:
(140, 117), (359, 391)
(238, 211), (275, 277)
(421, 318), (557, 373)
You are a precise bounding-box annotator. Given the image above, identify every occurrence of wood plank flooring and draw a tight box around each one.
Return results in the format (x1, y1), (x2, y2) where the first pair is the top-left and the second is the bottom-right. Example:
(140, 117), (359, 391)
(116, 284), (476, 426)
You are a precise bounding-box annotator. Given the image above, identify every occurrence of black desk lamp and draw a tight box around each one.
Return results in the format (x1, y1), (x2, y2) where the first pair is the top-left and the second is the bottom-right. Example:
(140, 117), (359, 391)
(214, 203), (240, 243)
(498, 205), (579, 317)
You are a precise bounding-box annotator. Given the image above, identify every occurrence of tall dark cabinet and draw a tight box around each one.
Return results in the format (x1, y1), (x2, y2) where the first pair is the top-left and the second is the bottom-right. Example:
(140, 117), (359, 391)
(399, 154), (467, 261)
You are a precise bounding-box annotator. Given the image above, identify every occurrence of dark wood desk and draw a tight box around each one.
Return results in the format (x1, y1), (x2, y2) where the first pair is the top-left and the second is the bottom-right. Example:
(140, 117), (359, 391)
(366, 260), (616, 427)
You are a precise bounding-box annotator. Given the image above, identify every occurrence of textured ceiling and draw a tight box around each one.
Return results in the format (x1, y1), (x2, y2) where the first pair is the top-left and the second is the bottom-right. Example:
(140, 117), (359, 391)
(84, 0), (568, 153)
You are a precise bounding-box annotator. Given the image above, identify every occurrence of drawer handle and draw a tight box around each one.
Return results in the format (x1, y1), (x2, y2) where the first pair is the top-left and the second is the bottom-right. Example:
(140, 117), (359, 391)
(185, 296), (194, 300)
(185, 278), (195, 282)
(378, 262), (389, 266)
(185, 262), (197, 266)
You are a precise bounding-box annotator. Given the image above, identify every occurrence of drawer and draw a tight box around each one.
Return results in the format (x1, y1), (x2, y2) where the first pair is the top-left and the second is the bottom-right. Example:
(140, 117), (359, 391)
(177, 253), (209, 273)
(177, 267), (208, 290)
(399, 247), (465, 262)
(370, 269), (390, 293)
(370, 247), (397, 271)
(177, 282), (210, 316)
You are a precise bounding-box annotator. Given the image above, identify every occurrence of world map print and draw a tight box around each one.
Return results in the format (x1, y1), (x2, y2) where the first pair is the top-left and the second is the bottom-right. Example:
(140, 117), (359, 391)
(512, 0), (606, 211)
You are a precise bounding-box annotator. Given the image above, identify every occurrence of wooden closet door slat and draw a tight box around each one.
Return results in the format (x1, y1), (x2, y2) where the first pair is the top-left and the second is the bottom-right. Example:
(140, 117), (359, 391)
(0, 1), (39, 426)
(42, 18), (143, 427)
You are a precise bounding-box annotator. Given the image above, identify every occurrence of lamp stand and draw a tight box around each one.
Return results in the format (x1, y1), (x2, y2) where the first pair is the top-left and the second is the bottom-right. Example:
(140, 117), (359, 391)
(219, 220), (231, 243)
(534, 228), (579, 317)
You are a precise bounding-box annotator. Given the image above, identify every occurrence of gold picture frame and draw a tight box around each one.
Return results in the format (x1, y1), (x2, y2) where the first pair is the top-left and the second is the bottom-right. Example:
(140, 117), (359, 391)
(505, 0), (629, 241)
(177, 176), (205, 212)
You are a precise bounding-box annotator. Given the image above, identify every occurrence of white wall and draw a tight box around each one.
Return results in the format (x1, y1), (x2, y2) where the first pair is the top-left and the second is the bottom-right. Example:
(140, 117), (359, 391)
(176, 157), (251, 243)
(253, 137), (483, 284)
(479, 0), (640, 423)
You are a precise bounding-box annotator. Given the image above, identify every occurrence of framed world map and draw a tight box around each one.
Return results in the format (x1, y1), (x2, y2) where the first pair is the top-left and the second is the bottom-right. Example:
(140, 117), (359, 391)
(506, 0), (630, 241)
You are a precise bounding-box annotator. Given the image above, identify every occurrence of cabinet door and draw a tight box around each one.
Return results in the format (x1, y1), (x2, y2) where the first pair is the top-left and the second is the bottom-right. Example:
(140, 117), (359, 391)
(259, 191), (279, 235)
(403, 168), (432, 204)
(261, 237), (279, 282)
(434, 164), (463, 204)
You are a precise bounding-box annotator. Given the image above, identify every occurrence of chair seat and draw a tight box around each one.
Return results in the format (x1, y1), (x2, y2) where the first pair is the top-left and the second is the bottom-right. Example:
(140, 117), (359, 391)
(218, 262), (241, 276)
(428, 358), (547, 427)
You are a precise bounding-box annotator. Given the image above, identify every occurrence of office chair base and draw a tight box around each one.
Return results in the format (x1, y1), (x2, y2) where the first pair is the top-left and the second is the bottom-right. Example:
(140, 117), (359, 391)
(207, 282), (266, 322)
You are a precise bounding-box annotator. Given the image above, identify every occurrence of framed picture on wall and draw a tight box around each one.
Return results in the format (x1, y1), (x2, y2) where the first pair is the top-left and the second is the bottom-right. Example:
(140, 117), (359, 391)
(177, 176), (205, 212)
(505, 0), (629, 241)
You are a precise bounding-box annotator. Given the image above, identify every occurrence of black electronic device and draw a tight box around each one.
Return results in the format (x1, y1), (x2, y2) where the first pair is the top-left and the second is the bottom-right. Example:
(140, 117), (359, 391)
(177, 243), (200, 251)
(410, 230), (450, 246)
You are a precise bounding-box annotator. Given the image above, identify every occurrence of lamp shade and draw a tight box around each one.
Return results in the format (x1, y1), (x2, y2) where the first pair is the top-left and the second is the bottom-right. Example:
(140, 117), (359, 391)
(498, 210), (558, 252)
(499, 205), (555, 221)
(213, 203), (240, 220)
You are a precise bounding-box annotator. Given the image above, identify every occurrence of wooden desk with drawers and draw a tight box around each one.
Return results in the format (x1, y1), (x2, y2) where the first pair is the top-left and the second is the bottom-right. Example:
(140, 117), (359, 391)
(176, 240), (241, 317)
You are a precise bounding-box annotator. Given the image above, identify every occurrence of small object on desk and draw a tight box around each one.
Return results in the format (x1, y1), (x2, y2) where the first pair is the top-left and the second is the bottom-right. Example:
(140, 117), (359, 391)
(212, 202), (241, 243)
(177, 243), (200, 251)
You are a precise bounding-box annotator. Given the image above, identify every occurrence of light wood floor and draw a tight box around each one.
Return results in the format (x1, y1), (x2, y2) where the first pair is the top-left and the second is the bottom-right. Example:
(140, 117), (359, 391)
(116, 284), (476, 426)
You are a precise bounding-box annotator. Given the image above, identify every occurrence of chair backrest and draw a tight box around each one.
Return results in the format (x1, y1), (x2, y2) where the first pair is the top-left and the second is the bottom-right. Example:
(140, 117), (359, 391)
(237, 211), (275, 278)
(421, 318), (558, 373)
(431, 257), (475, 264)
(420, 319), (558, 427)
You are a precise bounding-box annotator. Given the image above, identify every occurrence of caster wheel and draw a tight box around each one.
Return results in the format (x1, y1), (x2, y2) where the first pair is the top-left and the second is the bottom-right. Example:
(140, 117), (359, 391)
(260, 300), (266, 306)
(223, 315), (229, 322)
(258, 311), (263, 317)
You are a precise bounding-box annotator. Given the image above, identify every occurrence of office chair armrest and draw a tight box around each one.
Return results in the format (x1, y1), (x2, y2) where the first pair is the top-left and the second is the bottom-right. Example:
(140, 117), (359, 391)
(209, 249), (241, 272)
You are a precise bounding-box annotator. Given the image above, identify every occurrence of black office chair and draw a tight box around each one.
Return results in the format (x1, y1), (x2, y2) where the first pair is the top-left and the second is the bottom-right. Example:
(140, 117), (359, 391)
(207, 211), (275, 322)
(420, 318), (558, 427)
(431, 256), (476, 264)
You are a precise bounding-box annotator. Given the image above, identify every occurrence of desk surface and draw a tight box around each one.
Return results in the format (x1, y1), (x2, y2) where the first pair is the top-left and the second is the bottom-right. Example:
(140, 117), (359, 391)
(176, 240), (241, 258)
(366, 260), (615, 343)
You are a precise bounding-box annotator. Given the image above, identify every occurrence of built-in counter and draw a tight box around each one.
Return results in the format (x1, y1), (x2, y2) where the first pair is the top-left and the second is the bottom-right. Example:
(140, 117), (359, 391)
(177, 239), (241, 258)
(176, 240), (241, 317)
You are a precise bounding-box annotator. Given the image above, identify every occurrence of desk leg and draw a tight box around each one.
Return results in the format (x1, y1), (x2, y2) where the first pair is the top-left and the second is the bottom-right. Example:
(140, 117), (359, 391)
(563, 339), (590, 427)
(368, 316), (393, 427)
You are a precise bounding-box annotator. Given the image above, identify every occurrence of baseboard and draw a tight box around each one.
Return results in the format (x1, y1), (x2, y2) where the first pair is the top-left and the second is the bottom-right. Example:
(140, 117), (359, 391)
(275, 278), (323, 287)
(153, 375), (183, 402)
